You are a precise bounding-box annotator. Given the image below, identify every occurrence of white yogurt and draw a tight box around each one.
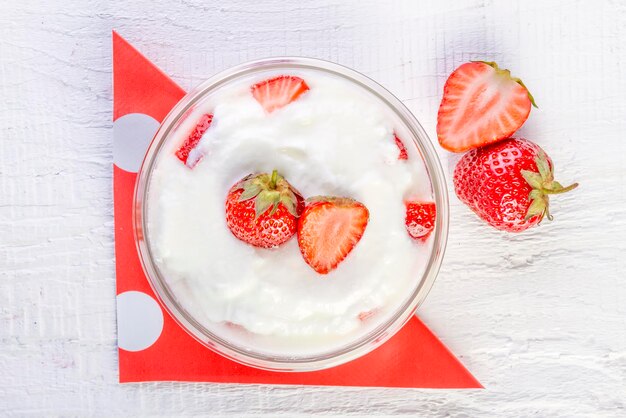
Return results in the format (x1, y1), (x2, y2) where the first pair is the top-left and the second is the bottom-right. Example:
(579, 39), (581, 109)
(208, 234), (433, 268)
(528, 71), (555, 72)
(146, 70), (434, 356)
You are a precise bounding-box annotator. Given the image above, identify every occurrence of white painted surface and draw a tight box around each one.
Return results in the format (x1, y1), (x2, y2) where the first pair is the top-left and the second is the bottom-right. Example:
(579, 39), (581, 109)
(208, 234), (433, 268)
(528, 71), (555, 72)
(1, 0), (625, 416)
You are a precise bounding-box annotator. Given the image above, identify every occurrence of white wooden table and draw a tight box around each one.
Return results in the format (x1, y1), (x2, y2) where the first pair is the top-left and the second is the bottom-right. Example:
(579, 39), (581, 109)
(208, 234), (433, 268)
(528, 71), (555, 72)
(2, 0), (625, 416)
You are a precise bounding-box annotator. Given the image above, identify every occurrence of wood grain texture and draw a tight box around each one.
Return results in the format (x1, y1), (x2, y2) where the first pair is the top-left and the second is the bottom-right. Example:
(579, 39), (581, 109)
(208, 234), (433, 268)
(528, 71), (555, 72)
(1, 0), (625, 416)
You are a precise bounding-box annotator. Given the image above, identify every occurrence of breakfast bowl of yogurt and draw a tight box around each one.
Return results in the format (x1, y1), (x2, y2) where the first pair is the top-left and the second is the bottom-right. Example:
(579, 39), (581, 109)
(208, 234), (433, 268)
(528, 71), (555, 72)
(134, 57), (449, 371)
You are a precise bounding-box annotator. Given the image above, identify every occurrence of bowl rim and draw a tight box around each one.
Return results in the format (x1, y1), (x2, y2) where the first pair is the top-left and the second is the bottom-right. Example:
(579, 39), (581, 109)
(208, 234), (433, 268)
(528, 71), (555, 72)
(133, 56), (449, 371)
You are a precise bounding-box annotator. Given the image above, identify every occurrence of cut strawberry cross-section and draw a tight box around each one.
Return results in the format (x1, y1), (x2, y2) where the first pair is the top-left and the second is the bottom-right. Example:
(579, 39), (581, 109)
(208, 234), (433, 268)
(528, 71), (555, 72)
(297, 196), (369, 275)
(394, 133), (408, 160)
(175, 113), (213, 167)
(251, 76), (310, 113)
(437, 61), (536, 153)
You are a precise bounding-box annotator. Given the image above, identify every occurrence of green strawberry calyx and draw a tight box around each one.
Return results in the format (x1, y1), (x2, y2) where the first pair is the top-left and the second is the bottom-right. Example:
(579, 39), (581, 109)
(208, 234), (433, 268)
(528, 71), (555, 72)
(237, 170), (300, 219)
(520, 152), (578, 222)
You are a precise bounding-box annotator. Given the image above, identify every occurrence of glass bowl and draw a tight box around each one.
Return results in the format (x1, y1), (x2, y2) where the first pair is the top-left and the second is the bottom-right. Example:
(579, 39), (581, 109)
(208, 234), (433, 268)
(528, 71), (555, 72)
(133, 57), (449, 371)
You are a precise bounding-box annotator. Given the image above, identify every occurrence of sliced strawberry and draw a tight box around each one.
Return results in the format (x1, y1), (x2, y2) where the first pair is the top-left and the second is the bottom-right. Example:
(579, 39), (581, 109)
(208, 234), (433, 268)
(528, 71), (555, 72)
(297, 197), (369, 275)
(358, 309), (378, 321)
(437, 61), (536, 152)
(175, 113), (213, 167)
(251, 75), (310, 113)
(405, 201), (436, 240)
(394, 133), (408, 160)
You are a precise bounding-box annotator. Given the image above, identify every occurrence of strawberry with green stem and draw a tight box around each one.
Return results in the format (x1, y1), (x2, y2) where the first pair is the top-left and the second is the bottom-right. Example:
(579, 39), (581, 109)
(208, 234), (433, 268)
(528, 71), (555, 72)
(453, 138), (577, 232)
(437, 61), (537, 152)
(225, 170), (303, 248)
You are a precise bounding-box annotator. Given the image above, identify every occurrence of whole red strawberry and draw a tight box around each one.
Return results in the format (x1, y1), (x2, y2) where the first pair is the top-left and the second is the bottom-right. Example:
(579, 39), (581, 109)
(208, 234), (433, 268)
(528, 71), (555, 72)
(454, 138), (577, 232)
(225, 170), (303, 248)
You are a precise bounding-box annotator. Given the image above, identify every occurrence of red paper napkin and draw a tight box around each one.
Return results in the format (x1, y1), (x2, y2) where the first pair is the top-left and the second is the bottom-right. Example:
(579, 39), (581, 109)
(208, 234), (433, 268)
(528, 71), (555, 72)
(112, 31), (481, 388)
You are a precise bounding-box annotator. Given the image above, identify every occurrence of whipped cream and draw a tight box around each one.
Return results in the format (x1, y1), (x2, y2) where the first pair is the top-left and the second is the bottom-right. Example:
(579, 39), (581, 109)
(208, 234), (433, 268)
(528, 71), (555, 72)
(146, 70), (434, 356)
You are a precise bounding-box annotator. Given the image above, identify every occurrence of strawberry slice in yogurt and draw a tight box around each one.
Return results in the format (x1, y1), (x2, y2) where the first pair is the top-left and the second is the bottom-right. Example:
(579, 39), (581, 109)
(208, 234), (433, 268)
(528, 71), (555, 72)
(175, 113), (213, 168)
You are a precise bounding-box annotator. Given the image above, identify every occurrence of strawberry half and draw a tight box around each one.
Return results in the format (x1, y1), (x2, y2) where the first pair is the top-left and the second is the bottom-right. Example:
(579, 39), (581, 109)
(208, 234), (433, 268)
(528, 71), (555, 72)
(405, 201), (436, 240)
(297, 197), (369, 275)
(251, 75), (310, 113)
(175, 113), (213, 167)
(394, 133), (408, 160)
(437, 61), (537, 153)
